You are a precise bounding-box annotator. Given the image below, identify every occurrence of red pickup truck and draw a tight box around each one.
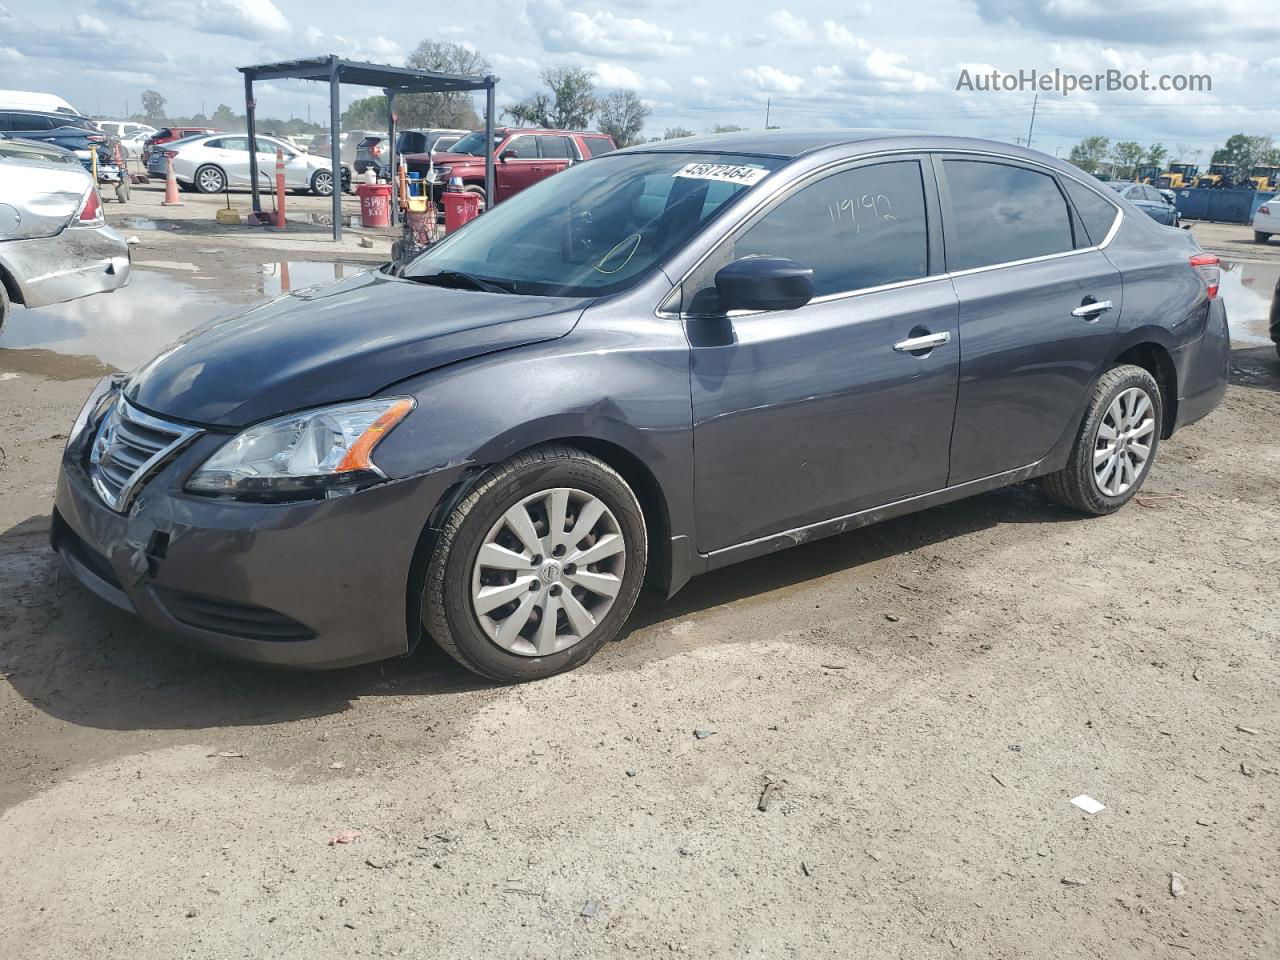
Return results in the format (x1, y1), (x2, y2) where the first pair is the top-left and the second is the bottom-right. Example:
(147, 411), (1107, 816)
(403, 127), (616, 205)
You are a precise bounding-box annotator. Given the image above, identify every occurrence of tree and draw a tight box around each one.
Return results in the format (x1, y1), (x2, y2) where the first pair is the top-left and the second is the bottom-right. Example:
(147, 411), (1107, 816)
(343, 95), (390, 132)
(711, 124), (744, 133)
(663, 126), (694, 140)
(1109, 141), (1144, 179)
(505, 67), (597, 129)
(595, 90), (650, 147)
(1067, 136), (1110, 174)
(1144, 143), (1168, 167)
(396, 41), (491, 129)
(1212, 133), (1274, 178)
(140, 89), (167, 124)
(210, 103), (241, 130)
(1173, 142), (1196, 163)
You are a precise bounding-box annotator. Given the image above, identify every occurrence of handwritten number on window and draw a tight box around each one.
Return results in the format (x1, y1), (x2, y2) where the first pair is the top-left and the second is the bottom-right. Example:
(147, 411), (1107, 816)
(827, 194), (898, 232)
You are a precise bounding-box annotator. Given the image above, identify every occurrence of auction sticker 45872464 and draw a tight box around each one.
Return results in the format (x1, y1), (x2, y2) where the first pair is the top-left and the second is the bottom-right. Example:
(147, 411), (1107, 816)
(673, 162), (770, 186)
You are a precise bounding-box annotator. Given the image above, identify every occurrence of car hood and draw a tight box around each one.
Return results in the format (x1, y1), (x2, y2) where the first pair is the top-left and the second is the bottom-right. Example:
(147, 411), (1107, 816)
(125, 270), (588, 428)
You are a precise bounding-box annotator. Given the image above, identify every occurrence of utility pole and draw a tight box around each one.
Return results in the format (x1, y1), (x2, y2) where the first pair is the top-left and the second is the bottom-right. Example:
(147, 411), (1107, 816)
(764, 97), (771, 129)
(1026, 93), (1038, 150)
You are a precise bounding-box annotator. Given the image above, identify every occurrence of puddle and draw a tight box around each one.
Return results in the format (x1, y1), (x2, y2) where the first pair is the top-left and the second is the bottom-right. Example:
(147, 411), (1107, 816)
(0, 261), (371, 377)
(1220, 259), (1278, 346)
(260, 260), (368, 297)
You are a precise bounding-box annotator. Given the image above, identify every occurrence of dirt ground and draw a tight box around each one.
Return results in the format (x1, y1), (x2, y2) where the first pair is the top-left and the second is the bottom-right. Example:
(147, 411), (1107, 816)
(0, 185), (1277, 958)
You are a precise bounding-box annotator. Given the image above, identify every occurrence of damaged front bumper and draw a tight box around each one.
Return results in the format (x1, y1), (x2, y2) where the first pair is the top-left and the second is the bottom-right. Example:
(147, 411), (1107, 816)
(52, 382), (465, 669)
(0, 222), (131, 309)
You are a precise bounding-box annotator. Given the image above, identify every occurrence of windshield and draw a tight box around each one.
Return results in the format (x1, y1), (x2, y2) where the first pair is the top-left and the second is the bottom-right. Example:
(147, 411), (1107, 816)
(404, 152), (784, 297)
(447, 131), (501, 156)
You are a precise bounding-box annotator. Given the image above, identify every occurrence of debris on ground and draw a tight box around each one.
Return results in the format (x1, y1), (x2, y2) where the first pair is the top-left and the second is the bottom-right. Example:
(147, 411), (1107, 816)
(208, 751), (243, 758)
(327, 830), (361, 846)
(1070, 794), (1106, 814)
(1240, 762), (1256, 777)
(1235, 724), (1261, 735)
(580, 900), (599, 918)
(1061, 877), (1091, 886)
(1170, 872), (1188, 898)
(693, 728), (715, 740)
(625, 768), (637, 777)
(758, 781), (779, 812)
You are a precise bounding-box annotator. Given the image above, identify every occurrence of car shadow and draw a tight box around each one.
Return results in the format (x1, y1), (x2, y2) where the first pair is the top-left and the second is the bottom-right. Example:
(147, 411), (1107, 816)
(0, 483), (1080, 734)
(1230, 344), (1280, 393)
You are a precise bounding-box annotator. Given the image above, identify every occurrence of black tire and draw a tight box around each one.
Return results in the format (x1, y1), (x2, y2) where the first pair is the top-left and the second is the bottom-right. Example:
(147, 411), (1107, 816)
(0, 281), (10, 338)
(1255, 231), (1271, 244)
(194, 164), (226, 194)
(311, 170), (335, 197)
(422, 445), (648, 682)
(115, 177), (130, 203)
(1042, 364), (1163, 515)
(462, 183), (487, 211)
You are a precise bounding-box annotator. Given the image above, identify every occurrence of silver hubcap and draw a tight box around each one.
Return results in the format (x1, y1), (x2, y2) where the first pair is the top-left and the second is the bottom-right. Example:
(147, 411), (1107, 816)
(315, 173), (332, 195)
(1093, 387), (1155, 497)
(471, 488), (626, 657)
(198, 168), (222, 191)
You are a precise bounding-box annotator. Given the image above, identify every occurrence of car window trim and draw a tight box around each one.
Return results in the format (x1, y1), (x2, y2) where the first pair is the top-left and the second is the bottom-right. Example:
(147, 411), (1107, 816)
(659, 146), (1124, 319)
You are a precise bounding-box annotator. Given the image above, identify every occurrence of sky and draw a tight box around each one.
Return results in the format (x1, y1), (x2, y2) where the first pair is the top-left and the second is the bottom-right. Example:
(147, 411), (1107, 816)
(1, 0), (1277, 164)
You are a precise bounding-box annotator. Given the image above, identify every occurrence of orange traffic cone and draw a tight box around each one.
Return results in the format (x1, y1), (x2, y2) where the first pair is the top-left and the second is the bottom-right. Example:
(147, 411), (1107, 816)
(161, 156), (183, 206)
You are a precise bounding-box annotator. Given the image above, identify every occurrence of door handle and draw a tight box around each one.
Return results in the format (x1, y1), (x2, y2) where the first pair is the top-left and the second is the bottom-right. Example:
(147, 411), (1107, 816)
(893, 330), (952, 353)
(1072, 299), (1113, 319)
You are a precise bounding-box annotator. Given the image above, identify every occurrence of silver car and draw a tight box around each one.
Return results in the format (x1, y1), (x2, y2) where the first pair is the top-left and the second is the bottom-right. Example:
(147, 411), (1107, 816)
(0, 158), (131, 332)
(165, 134), (348, 196)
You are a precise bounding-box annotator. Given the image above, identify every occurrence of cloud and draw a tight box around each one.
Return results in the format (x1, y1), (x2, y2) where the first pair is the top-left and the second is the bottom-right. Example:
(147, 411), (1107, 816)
(740, 65), (806, 94)
(975, 0), (1278, 42)
(592, 61), (671, 92)
(298, 27), (405, 64)
(97, 0), (290, 40)
(1, 5), (168, 66)
(526, 0), (689, 58)
(762, 10), (813, 45)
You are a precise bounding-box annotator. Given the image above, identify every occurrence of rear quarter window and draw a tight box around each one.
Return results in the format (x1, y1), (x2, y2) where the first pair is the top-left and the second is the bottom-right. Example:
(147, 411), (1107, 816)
(1062, 179), (1120, 247)
(943, 160), (1075, 271)
(582, 136), (616, 158)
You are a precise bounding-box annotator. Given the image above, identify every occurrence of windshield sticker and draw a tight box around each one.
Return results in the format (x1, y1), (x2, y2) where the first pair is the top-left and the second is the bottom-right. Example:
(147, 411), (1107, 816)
(673, 163), (769, 186)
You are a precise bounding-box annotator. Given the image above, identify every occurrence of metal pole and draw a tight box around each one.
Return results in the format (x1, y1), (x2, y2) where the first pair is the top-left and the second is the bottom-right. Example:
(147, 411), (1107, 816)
(329, 58), (342, 242)
(484, 78), (496, 208)
(245, 73), (260, 215)
(386, 90), (397, 227)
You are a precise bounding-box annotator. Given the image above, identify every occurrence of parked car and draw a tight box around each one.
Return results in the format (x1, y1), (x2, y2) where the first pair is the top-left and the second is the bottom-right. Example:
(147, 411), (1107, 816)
(140, 127), (219, 165)
(0, 90), (80, 115)
(50, 131), (1229, 681)
(1252, 195), (1278, 244)
(0, 158), (131, 334)
(353, 132), (390, 175)
(403, 127), (617, 205)
(159, 133), (348, 196)
(1107, 181), (1179, 226)
(353, 128), (471, 177)
(0, 110), (118, 176)
(0, 134), (80, 165)
(95, 120), (156, 140)
(1270, 267), (1280, 359)
(145, 133), (212, 178)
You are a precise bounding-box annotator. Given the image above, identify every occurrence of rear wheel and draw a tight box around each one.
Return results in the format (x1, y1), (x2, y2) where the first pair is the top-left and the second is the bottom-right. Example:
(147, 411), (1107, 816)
(462, 183), (487, 211)
(194, 164), (226, 194)
(422, 445), (647, 682)
(0, 281), (10, 338)
(1255, 231), (1272, 244)
(1042, 364), (1162, 515)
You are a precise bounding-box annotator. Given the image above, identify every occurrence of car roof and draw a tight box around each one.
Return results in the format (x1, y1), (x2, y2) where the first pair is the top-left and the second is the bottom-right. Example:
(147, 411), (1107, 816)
(496, 127), (608, 138)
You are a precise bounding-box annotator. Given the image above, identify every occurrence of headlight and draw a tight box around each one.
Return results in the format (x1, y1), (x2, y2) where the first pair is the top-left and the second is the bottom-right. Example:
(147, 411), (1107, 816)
(185, 398), (415, 501)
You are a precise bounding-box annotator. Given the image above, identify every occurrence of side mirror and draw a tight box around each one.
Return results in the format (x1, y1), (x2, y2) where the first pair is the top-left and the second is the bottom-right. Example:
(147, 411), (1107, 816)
(499, 150), (515, 163)
(714, 256), (814, 312)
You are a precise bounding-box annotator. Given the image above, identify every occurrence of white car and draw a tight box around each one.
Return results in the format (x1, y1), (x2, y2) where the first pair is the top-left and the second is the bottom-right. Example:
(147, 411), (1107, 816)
(1253, 195), (1279, 244)
(167, 134), (348, 196)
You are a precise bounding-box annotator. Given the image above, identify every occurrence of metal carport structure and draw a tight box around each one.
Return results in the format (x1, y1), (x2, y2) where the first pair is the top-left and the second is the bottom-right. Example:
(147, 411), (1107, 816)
(237, 55), (497, 241)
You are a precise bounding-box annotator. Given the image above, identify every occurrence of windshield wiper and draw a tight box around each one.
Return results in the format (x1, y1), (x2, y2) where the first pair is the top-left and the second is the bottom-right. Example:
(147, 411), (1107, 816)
(411, 270), (517, 294)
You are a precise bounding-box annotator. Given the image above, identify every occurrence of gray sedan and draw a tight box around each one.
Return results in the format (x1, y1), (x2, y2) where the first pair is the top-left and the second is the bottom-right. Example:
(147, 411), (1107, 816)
(52, 132), (1228, 681)
(0, 158), (131, 333)
(1108, 180), (1180, 226)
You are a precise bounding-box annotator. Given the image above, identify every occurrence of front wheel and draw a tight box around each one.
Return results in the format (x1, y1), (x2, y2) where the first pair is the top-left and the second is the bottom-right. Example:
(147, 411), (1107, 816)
(1042, 364), (1163, 515)
(194, 164), (226, 194)
(1255, 231), (1272, 244)
(311, 170), (334, 197)
(422, 445), (648, 682)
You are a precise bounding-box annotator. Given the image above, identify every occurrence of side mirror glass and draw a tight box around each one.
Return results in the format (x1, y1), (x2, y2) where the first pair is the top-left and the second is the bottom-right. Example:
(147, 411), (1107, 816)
(714, 256), (815, 312)
(499, 149), (515, 163)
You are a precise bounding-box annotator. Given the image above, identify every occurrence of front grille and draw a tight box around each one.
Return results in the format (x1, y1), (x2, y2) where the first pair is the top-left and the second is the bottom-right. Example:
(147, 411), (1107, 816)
(88, 398), (200, 512)
(157, 590), (316, 642)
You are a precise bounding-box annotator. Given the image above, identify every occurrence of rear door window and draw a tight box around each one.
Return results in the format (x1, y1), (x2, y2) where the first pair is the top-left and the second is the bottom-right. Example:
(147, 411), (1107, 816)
(15, 113), (54, 131)
(942, 160), (1075, 271)
(731, 160), (931, 298)
(582, 136), (615, 158)
(1062, 178), (1120, 247)
(537, 136), (573, 159)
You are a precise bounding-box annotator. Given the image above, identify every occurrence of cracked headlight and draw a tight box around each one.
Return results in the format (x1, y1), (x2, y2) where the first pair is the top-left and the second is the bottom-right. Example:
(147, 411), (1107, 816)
(186, 398), (414, 501)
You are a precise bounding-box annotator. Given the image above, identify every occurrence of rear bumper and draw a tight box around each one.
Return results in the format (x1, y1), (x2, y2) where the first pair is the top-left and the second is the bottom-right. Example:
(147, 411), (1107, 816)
(52, 403), (465, 669)
(0, 224), (130, 309)
(1172, 297), (1230, 431)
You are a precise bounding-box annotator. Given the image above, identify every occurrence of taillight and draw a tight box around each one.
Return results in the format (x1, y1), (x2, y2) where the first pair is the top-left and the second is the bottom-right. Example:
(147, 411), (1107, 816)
(78, 187), (101, 223)
(1189, 253), (1219, 300)
(1260, 205), (1271, 215)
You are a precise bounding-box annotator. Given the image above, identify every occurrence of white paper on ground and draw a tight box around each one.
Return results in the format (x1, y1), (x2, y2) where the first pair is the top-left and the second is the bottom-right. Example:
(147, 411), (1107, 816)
(1070, 794), (1106, 814)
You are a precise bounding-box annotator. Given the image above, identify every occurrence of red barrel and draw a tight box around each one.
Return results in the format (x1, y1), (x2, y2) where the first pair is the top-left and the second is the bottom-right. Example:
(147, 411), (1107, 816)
(443, 190), (482, 233)
(356, 183), (393, 228)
